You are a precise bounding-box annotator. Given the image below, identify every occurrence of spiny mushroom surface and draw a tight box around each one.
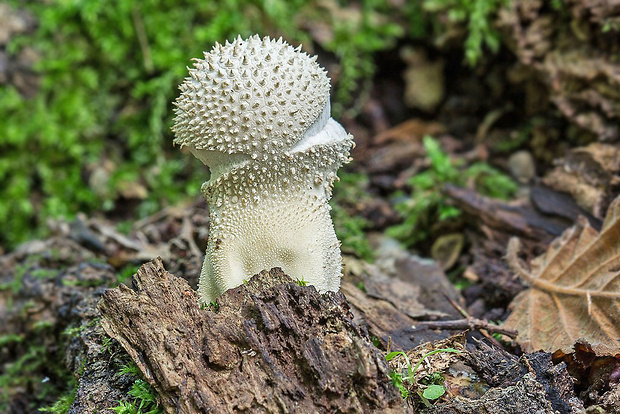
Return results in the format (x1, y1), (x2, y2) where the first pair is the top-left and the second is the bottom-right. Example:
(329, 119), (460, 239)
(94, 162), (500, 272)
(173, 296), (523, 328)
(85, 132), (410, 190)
(172, 35), (354, 304)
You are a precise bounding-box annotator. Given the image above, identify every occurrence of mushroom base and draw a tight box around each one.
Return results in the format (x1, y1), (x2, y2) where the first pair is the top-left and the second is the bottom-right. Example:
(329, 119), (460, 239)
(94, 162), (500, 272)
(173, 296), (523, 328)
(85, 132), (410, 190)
(198, 194), (342, 303)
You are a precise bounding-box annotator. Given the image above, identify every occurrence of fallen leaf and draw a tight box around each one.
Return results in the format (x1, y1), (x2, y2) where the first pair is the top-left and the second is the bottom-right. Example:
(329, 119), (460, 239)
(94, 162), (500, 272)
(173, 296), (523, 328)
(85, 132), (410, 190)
(552, 340), (620, 387)
(431, 233), (464, 270)
(374, 118), (444, 145)
(401, 47), (445, 113)
(504, 195), (620, 355)
(116, 179), (148, 200)
(366, 119), (445, 174)
(543, 143), (620, 219)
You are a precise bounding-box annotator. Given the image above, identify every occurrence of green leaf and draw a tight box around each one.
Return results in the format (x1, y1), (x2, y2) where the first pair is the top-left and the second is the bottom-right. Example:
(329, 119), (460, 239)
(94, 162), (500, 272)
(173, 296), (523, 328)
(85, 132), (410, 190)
(385, 351), (406, 361)
(422, 384), (446, 400)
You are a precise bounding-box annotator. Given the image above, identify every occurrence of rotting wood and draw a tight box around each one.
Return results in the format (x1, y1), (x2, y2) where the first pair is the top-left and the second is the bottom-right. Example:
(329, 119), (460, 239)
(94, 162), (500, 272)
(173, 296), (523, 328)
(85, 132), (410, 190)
(98, 258), (405, 414)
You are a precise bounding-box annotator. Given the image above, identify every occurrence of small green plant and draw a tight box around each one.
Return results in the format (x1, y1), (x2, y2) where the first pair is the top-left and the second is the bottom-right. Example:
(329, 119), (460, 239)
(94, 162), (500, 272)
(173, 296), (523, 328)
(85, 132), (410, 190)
(386, 348), (461, 403)
(602, 19), (620, 33)
(462, 162), (518, 199)
(118, 362), (142, 378)
(386, 136), (461, 247)
(113, 363), (162, 414)
(295, 278), (308, 287)
(200, 301), (220, 311)
(371, 336), (382, 348)
(422, 383), (446, 400)
(387, 136), (517, 247)
(101, 335), (114, 354)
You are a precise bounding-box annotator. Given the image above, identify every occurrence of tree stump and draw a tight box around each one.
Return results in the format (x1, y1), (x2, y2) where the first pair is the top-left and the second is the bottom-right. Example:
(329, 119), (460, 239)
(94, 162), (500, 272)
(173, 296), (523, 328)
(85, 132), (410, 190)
(98, 258), (404, 413)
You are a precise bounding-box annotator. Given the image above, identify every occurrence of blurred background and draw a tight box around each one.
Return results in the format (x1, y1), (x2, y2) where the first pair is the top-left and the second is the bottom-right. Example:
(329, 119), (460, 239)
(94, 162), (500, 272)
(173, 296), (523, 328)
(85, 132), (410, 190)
(0, 0), (514, 252)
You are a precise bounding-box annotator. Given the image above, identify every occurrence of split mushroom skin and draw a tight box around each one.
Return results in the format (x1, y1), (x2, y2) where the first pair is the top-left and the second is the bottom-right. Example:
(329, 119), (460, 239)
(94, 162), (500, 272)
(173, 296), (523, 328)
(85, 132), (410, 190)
(172, 35), (354, 304)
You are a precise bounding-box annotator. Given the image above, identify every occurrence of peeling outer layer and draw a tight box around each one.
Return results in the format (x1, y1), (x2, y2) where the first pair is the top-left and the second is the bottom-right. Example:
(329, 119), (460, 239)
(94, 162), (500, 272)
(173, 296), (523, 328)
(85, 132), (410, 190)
(172, 35), (354, 303)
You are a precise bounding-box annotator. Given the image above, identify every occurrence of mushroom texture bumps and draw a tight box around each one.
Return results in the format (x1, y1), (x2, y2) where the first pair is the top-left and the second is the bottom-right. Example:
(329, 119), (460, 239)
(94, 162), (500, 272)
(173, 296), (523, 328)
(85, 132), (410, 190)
(172, 35), (354, 304)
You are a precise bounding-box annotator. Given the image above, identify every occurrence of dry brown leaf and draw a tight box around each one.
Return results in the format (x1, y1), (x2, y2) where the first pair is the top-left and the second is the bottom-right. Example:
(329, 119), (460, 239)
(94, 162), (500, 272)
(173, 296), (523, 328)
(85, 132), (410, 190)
(401, 47), (445, 113)
(374, 118), (444, 145)
(543, 142), (620, 219)
(431, 233), (464, 270)
(504, 195), (620, 355)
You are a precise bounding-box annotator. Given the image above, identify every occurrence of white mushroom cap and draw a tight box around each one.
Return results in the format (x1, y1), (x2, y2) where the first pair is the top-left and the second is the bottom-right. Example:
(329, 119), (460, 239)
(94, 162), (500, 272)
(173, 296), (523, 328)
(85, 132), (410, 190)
(172, 35), (330, 158)
(173, 35), (352, 205)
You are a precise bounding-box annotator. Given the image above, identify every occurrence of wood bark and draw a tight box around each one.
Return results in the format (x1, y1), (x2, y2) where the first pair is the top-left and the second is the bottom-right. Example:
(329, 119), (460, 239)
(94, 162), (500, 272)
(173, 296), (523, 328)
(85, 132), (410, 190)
(98, 258), (404, 413)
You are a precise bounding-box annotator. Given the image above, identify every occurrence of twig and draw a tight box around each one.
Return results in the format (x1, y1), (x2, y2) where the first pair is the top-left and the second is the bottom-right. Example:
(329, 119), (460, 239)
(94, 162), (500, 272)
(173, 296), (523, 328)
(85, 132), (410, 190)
(442, 292), (513, 346)
(412, 318), (518, 338)
(443, 293), (468, 318)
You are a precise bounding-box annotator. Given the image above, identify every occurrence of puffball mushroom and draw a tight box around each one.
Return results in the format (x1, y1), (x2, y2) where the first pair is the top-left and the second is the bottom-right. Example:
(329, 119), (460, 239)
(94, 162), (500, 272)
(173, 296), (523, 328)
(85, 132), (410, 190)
(172, 35), (354, 304)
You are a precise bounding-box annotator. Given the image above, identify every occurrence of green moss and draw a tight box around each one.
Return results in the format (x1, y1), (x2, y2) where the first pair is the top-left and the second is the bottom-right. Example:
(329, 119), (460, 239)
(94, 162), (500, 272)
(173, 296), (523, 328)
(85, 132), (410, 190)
(423, 0), (508, 65)
(0, 262), (29, 293)
(38, 391), (76, 414)
(117, 264), (142, 286)
(61, 277), (108, 288)
(34, 320), (54, 331)
(63, 318), (101, 339)
(325, 0), (404, 116)
(116, 220), (134, 236)
(112, 363), (162, 414)
(0, 0), (411, 250)
(31, 268), (61, 279)
(332, 172), (374, 262)
(0, 333), (23, 347)
(0, 345), (49, 408)
(0, 295), (78, 411)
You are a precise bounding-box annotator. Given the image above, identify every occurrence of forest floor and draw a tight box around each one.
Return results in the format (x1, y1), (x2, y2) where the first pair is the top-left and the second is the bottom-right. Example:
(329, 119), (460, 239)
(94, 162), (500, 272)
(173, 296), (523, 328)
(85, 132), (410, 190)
(1, 1), (620, 413)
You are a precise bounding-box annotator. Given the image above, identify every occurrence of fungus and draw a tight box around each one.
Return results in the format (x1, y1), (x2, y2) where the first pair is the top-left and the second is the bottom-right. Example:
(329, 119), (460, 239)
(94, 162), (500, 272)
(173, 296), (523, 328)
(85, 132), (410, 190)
(172, 35), (354, 304)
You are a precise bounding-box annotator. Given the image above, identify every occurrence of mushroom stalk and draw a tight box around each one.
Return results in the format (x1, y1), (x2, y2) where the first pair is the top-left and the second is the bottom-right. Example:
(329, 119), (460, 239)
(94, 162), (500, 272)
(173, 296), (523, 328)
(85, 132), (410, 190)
(172, 35), (354, 304)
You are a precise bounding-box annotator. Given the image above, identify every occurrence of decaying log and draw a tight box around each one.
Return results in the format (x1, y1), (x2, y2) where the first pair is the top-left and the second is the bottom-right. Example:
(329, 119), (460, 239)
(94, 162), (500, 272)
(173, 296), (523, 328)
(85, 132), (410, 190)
(444, 184), (571, 244)
(98, 258), (404, 413)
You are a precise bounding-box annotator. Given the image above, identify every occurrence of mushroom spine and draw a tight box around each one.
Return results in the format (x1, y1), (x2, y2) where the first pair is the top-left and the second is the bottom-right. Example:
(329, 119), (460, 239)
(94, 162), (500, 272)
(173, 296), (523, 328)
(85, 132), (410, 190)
(172, 35), (354, 304)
